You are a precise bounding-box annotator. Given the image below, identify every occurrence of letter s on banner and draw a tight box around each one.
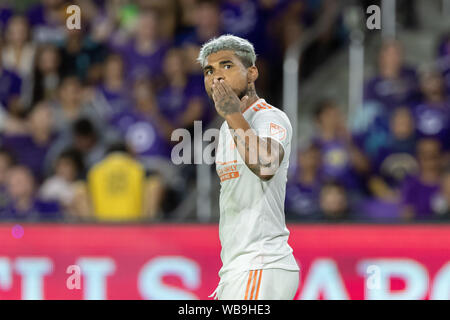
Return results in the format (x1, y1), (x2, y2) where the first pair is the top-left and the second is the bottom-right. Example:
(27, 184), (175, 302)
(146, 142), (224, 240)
(138, 256), (200, 300)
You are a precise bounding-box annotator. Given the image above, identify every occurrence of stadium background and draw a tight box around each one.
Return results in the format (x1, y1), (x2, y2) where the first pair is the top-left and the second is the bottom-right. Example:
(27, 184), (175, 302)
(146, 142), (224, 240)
(0, 0), (448, 299)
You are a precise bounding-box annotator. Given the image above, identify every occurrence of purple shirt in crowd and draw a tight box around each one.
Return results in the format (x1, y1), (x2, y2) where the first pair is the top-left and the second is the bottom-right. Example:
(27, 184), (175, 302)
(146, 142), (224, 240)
(413, 101), (450, 150)
(157, 77), (206, 126)
(0, 198), (61, 221)
(1, 133), (56, 182)
(0, 6), (12, 30)
(92, 84), (131, 121)
(285, 173), (322, 220)
(26, 3), (66, 43)
(220, 0), (270, 57)
(109, 109), (171, 159)
(364, 67), (420, 110)
(114, 39), (170, 82)
(401, 175), (441, 220)
(313, 137), (363, 191)
(0, 68), (22, 110)
(373, 134), (418, 186)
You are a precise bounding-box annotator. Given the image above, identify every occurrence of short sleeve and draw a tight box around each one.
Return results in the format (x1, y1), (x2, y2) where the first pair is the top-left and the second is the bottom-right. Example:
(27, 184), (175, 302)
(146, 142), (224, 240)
(251, 109), (292, 153)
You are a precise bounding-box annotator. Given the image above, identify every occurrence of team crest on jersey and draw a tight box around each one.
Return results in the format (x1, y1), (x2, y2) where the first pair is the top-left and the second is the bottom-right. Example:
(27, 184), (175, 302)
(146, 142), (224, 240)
(269, 122), (286, 141)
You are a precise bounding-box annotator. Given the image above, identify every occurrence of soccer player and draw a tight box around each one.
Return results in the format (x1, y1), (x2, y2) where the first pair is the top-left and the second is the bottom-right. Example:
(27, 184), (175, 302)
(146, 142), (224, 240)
(197, 35), (299, 300)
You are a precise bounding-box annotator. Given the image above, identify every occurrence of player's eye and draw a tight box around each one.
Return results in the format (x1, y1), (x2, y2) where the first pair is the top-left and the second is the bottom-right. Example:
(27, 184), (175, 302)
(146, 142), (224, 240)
(205, 69), (213, 76)
(224, 65), (231, 69)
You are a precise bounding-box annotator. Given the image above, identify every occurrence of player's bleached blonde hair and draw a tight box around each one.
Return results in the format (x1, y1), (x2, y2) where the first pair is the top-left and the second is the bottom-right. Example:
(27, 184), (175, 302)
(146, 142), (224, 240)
(197, 34), (256, 69)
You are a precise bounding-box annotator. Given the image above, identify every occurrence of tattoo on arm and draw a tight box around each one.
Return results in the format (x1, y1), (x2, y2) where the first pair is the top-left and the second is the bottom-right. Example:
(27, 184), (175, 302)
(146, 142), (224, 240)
(231, 130), (284, 180)
(218, 96), (241, 116)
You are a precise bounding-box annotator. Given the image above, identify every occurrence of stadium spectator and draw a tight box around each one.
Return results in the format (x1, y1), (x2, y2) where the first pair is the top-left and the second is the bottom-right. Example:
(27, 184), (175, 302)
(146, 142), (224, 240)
(75, 142), (164, 222)
(401, 138), (444, 221)
(1, 102), (57, 182)
(285, 143), (323, 221)
(2, 15), (35, 106)
(71, 118), (108, 170)
(158, 48), (207, 131)
(318, 181), (351, 221)
(176, 0), (222, 48)
(413, 69), (450, 151)
(137, 0), (177, 41)
(39, 148), (85, 219)
(0, 43), (22, 115)
(26, 0), (67, 44)
(313, 99), (370, 193)
(176, 0), (199, 36)
(50, 76), (101, 134)
(88, 53), (130, 122)
(46, 117), (109, 175)
(0, 165), (61, 221)
(369, 107), (419, 201)
(112, 9), (170, 85)
(31, 44), (61, 106)
(58, 28), (108, 84)
(364, 40), (420, 112)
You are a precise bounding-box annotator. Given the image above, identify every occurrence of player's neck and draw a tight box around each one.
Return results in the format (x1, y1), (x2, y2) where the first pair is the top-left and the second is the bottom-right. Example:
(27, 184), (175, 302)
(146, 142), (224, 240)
(241, 85), (259, 113)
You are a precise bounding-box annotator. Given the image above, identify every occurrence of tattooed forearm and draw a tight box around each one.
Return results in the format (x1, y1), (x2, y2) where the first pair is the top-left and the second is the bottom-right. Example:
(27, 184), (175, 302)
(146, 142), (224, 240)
(231, 129), (284, 180)
(217, 96), (241, 116)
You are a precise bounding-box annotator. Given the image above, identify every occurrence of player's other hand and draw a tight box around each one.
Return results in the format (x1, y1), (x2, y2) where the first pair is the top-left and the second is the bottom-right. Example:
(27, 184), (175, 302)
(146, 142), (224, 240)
(212, 79), (248, 118)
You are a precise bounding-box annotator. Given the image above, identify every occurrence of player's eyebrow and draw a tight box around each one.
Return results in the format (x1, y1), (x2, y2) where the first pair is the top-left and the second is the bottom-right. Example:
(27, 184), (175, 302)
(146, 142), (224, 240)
(219, 60), (233, 65)
(203, 60), (235, 74)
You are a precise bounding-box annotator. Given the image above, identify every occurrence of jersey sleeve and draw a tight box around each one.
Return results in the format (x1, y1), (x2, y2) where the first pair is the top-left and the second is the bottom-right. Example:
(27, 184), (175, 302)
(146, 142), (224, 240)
(251, 109), (292, 153)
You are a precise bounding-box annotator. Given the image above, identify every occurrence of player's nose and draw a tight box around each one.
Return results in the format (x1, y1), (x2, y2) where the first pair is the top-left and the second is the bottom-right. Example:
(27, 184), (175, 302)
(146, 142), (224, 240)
(211, 75), (225, 88)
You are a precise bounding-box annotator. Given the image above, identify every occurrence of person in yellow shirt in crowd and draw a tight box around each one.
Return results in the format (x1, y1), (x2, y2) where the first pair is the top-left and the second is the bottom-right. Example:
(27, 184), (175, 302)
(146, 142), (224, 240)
(72, 143), (164, 222)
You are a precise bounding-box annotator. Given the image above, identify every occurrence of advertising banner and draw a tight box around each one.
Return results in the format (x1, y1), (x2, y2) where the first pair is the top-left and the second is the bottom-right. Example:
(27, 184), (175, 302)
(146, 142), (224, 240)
(0, 224), (448, 300)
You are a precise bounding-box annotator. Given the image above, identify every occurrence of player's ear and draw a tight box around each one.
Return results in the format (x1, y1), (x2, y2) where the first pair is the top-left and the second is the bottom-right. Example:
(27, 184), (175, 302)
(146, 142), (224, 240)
(247, 65), (258, 83)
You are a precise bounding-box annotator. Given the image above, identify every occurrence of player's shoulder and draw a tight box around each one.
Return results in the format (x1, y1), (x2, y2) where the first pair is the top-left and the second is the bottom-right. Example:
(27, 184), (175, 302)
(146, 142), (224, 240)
(249, 100), (291, 127)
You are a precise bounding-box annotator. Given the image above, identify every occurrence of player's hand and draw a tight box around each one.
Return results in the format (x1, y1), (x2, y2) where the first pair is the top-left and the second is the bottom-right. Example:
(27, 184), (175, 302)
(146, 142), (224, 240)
(211, 79), (248, 118)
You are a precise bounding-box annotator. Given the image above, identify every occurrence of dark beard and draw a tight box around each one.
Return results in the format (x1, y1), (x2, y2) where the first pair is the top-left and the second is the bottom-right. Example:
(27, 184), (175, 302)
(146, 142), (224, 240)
(237, 85), (249, 100)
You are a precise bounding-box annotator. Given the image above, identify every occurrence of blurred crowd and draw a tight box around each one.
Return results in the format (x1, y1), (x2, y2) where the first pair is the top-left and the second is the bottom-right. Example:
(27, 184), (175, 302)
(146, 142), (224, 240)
(0, 0), (345, 222)
(0, 0), (447, 223)
(286, 39), (450, 222)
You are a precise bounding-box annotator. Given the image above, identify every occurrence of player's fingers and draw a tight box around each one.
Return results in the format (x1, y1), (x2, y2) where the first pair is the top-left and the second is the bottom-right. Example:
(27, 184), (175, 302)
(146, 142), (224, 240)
(211, 88), (218, 103)
(219, 79), (234, 96)
(211, 81), (220, 100)
(214, 79), (226, 97)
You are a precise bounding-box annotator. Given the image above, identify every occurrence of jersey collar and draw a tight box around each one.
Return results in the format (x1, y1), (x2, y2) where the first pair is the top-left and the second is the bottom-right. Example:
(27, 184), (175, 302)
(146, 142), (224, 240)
(242, 98), (265, 115)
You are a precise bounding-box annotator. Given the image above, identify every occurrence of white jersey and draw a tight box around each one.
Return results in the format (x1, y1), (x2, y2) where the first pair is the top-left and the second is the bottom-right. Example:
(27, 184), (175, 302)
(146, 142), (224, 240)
(215, 98), (299, 284)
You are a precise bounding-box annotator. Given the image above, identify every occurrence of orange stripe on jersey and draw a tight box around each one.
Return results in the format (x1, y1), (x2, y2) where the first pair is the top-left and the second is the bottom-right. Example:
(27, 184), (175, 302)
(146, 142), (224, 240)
(219, 171), (239, 182)
(261, 101), (273, 109)
(249, 270), (258, 299)
(244, 271), (254, 300)
(242, 99), (262, 114)
(252, 103), (273, 113)
(216, 160), (237, 165)
(254, 270), (263, 300)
